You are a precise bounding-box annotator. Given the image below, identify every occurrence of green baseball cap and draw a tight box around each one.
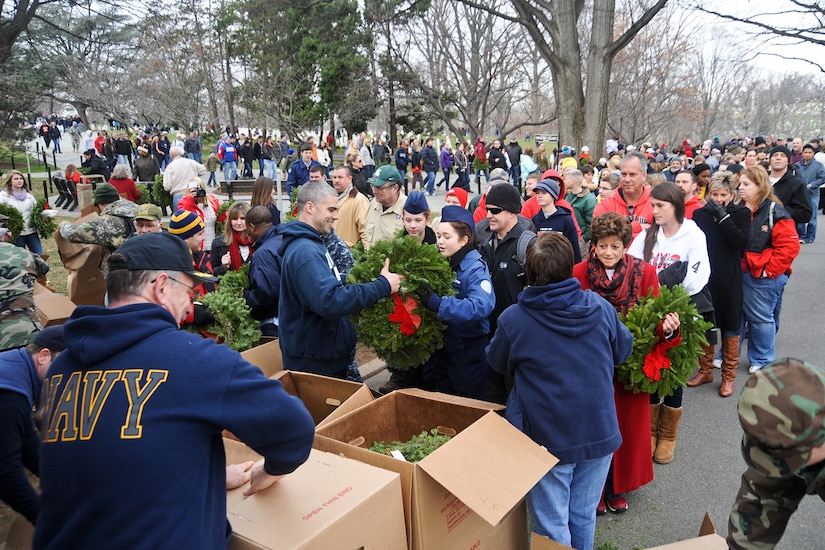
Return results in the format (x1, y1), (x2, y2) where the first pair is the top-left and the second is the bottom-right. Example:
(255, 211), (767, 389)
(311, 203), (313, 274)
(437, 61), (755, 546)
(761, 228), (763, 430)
(369, 165), (403, 187)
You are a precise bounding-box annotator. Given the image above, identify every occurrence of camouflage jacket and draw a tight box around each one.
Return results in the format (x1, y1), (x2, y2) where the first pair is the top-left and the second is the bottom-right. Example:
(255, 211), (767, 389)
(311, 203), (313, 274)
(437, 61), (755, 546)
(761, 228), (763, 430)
(728, 358), (825, 549)
(0, 243), (49, 351)
(59, 200), (138, 256)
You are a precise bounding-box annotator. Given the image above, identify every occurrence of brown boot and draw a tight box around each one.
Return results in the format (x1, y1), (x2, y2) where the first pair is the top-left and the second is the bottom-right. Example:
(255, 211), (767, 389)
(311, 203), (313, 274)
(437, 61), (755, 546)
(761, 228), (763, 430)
(686, 344), (715, 387)
(653, 405), (683, 464)
(719, 335), (740, 397)
(650, 403), (661, 456)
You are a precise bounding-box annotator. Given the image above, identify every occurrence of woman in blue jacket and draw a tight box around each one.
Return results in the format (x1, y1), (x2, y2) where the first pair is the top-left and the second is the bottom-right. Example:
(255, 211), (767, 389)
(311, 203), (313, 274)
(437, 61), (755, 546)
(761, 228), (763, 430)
(419, 205), (494, 400)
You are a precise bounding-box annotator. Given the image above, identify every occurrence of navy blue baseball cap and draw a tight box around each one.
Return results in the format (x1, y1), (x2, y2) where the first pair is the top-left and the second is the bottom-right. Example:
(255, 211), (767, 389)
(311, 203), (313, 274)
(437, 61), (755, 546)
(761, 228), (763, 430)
(108, 232), (217, 283)
(440, 205), (474, 232)
(404, 192), (429, 215)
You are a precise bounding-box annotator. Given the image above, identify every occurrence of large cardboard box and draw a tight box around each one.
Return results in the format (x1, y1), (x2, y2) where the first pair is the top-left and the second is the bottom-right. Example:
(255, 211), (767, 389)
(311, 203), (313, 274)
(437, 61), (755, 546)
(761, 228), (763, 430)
(224, 440), (407, 550)
(239, 339), (283, 378)
(53, 211), (106, 306)
(644, 513), (726, 549)
(33, 291), (76, 326)
(272, 370), (373, 429)
(314, 389), (558, 550)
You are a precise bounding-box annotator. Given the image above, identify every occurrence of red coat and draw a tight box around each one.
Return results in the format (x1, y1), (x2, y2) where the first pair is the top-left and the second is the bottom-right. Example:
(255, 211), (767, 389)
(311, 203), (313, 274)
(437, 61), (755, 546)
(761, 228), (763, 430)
(108, 177), (140, 203)
(684, 195), (703, 219)
(520, 195), (582, 237)
(573, 258), (658, 494)
(593, 186), (654, 239)
(178, 194), (224, 226)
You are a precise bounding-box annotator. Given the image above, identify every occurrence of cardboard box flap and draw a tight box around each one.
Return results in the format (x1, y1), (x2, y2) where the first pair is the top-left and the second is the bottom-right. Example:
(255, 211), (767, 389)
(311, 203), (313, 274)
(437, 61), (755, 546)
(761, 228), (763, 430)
(698, 512), (716, 536)
(644, 513), (726, 549)
(240, 339), (283, 378)
(396, 388), (505, 411)
(272, 370), (373, 428)
(418, 411), (557, 526)
(531, 533), (575, 549)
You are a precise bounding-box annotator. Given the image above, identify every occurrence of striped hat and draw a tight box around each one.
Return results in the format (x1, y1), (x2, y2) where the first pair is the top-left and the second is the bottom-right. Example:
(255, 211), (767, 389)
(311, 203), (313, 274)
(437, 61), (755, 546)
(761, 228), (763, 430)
(168, 209), (204, 240)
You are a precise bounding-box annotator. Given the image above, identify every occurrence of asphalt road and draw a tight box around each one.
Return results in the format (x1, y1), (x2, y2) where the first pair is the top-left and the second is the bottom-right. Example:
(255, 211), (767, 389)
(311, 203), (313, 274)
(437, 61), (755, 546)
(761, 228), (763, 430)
(593, 227), (825, 549)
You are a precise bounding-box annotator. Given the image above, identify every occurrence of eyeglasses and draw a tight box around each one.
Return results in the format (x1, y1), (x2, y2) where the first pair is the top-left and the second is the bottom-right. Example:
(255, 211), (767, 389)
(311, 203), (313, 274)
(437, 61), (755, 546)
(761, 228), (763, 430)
(375, 183), (396, 192)
(152, 275), (198, 299)
(486, 206), (504, 215)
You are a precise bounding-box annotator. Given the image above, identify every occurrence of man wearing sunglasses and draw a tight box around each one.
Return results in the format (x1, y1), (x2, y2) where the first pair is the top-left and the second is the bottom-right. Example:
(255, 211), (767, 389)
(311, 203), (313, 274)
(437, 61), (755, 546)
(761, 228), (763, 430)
(475, 184), (536, 404)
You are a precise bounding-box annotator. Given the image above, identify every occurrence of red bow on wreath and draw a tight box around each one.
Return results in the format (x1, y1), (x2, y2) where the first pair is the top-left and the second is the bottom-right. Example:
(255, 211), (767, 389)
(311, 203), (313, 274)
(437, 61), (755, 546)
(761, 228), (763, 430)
(642, 335), (682, 382)
(388, 293), (421, 336)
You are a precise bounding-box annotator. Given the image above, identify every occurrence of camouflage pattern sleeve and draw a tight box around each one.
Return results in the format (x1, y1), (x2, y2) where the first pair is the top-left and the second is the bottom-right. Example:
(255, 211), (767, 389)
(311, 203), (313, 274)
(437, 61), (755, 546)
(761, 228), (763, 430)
(0, 244), (43, 351)
(727, 467), (806, 550)
(59, 215), (129, 252)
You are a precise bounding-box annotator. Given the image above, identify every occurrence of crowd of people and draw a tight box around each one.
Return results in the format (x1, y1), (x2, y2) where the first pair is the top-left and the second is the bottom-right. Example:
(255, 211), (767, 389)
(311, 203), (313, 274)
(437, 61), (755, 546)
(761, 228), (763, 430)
(2, 124), (825, 549)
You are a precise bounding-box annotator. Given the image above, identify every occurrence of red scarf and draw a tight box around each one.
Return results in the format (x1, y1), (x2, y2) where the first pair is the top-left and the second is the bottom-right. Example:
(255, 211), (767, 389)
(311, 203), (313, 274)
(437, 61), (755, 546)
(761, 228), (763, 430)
(585, 251), (648, 315)
(228, 231), (253, 271)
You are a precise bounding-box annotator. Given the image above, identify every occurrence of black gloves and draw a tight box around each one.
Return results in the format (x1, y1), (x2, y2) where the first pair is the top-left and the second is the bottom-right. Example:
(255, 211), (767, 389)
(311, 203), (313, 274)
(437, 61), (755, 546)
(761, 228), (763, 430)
(704, 200), (727, 222)
(416, 283), (441, 312)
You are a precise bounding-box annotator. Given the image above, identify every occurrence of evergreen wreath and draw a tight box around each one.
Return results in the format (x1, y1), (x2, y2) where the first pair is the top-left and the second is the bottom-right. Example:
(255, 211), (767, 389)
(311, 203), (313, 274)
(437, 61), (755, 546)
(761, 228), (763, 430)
(347, 233), (455, 370)
(617, 285), (713, 396)
(32, 198), (57, 239)
(0, 203), (24, 238)
(135, 183), (151, 205)
(215, 199), (235, 235)
(284, 188), (300, 221)
(152, 174), (172, 209)
(201, 264), (262, 352)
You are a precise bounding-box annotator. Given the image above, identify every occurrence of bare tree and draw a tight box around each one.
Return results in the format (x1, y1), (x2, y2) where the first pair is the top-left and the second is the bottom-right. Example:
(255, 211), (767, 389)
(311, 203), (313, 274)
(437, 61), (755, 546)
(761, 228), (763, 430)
(391, 0), (554, 140)
(456, 0), (668, 155)
(694, 0), (825, 72)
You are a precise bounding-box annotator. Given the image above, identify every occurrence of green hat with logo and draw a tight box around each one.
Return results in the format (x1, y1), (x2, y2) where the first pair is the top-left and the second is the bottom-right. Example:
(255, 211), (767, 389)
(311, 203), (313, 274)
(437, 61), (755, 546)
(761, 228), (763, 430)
(369, 165), (403, 187)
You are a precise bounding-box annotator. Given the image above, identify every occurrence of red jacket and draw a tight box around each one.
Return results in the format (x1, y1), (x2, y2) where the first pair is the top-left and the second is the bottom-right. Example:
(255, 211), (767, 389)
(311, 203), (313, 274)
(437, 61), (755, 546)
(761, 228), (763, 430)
(178, 194), (225, 226)
(744, 203), (800, 278)
(593, 186), (654, 239)
(684, 195), (703, 219)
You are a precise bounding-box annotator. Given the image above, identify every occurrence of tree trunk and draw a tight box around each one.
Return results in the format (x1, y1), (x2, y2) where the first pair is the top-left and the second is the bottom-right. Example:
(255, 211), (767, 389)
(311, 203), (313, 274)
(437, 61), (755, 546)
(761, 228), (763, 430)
(584, 0), (617, 159)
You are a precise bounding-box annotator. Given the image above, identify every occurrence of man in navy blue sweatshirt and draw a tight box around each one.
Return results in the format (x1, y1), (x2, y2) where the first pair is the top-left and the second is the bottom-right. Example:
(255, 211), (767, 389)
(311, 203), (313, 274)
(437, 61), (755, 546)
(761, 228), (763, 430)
(34, 232), (315, 550)
(0, 326), (65, 528)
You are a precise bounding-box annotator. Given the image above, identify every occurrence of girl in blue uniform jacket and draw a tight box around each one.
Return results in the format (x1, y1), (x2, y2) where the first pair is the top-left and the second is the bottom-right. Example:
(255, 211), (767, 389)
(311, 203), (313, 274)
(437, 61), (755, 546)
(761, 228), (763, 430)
(419, 205), (495, 400)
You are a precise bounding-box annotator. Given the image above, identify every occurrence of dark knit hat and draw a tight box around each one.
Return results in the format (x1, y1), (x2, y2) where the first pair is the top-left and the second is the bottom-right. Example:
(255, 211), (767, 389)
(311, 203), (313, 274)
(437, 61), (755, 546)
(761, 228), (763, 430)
(33, 326), (66, 352)
(404, 192), (429, 215)
(486, 184), (522, 213)
(770, 145), (792, 163)
(738, 358), (825, 477)
(534, 179), (560, 200)
(93, 183), (121, 206)
(440, 205), (474, 232)
(168, 209), (204, 240)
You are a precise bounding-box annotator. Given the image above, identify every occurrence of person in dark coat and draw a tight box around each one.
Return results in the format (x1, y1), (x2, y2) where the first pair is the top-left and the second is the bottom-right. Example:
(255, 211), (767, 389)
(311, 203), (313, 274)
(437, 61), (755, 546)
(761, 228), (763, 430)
(81, 149), (111, 181)
(768, 146), (812, 226)
(689, 172), (751, 397)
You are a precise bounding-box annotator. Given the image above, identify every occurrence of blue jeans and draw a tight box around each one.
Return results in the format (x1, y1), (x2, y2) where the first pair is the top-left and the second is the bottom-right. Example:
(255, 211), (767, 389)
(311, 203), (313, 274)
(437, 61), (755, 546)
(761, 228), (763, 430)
(437, 168), (451, 188)
(207, 172), (217, 187)
(741, 272), (788, 367)
(263, 159), (277, 181)
(528, 454), (612, 550)
(425, 171), (436, 194)
(797, 193), (819, 242)
(117, 154), (130, 166)
(15, 233), (43, 255)
(223, 161), (237, 182)
(172, 194), (183, 212)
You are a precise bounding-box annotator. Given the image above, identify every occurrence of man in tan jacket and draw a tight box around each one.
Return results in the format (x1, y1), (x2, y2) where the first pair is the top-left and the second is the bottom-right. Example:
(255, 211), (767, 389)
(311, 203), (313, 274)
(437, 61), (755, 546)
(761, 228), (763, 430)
(331, 165), (369, 249)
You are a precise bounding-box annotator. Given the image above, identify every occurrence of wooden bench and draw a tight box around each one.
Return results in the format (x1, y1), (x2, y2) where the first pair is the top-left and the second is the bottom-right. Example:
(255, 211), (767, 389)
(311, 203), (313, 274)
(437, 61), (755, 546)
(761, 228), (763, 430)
(220, 179), (290, 201)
